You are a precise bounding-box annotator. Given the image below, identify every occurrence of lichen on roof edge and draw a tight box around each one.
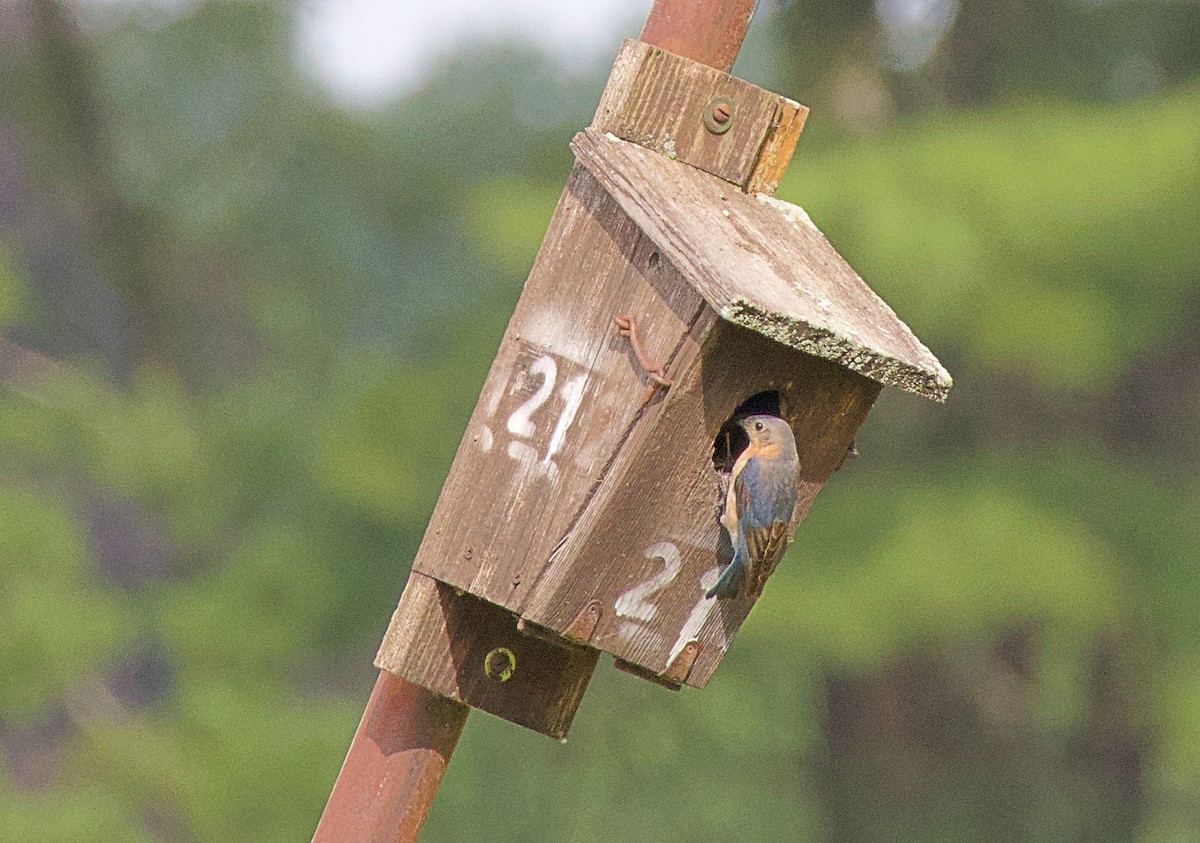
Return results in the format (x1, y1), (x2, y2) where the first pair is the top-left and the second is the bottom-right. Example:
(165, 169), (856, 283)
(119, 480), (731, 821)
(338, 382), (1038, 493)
(720, 299), (952, 402)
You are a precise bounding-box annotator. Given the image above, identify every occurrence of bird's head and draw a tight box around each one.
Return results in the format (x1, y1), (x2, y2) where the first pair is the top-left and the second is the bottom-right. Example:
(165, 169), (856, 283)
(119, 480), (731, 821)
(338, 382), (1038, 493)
(739, 414), (792, 449)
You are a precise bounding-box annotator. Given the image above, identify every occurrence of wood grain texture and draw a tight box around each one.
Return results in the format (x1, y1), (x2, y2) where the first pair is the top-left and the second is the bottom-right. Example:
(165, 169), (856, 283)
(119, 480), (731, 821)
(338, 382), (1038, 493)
(745, 98), (808, 195)
(522, 320), (881, 687)
(375, 572), (598, 739)
(572, 129), (952, 401)
(407, 163), (706, 608)
(593, 40), (806, 195)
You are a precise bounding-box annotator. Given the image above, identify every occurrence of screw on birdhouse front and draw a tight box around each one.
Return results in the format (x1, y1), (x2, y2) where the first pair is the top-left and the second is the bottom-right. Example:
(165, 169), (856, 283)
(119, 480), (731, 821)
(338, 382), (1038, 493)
(484, 647), (516, 682)
(703, 97), (734, 134)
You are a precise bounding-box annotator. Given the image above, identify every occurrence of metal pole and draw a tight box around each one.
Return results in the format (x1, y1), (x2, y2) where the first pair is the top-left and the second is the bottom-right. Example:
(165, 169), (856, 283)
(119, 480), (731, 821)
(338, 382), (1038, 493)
(312, 671), (469, 842)
(313, 3), (757, 839)
(639, 0), (759, 73)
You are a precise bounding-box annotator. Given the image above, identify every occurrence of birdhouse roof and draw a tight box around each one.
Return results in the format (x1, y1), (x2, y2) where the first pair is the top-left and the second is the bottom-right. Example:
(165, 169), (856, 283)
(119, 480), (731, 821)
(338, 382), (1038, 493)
(571, 129), (952, 401)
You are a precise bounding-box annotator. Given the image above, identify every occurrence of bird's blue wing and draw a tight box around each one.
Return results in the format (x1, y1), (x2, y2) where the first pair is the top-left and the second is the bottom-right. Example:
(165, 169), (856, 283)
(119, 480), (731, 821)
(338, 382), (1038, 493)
(707, 456), (796, 598)
(740, 457), (798, 525)
(736, 456), (795, 597)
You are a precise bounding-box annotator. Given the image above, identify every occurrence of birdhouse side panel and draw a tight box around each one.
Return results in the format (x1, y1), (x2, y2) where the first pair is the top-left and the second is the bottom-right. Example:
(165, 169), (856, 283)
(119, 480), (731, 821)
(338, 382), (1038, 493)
(410, 164), (707, 611)
(522, 321), (880, 688)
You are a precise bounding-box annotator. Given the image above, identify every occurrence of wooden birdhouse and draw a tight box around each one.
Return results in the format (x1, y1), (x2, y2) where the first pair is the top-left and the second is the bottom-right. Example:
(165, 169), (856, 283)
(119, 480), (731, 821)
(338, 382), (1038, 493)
(375, 41), (951, 738)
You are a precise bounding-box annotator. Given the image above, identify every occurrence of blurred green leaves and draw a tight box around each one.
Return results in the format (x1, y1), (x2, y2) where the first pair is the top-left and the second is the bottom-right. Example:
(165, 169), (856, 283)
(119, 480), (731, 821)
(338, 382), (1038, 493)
(755, 473), (1121, 671)
(159, 527), (333, 681)
(0, 488), (133, 719)
(464, 177), (561, 273)
(0, 781), (152, 843)
(314, 355), (459, 523)
(0, 245), (31, 327)
(782, 86), (1200, 394)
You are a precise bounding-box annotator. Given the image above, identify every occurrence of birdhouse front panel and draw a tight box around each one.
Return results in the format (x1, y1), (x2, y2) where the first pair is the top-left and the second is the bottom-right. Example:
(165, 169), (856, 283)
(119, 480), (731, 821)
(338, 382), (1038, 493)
(405, 164), (705, 611)
(521, 319), (880, 687)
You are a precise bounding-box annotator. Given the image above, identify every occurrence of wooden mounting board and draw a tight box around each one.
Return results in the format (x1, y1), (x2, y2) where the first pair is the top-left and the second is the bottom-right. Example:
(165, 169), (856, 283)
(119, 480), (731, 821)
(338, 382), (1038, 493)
(375, 572), (598, 738)
(593, 39), (806, 195)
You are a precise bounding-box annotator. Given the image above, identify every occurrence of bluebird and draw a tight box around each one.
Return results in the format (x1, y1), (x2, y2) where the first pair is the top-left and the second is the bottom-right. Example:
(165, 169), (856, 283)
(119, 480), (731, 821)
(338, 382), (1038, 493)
(707, 414), (800, 599)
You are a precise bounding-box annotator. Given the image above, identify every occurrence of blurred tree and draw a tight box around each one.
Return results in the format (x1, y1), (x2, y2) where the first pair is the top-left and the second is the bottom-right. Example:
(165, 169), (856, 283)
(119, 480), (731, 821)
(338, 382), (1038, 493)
(773, 0), (1200, 134)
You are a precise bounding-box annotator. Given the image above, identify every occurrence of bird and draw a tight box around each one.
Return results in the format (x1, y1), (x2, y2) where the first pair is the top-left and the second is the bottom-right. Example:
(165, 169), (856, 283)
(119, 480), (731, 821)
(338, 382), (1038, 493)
(706, 414), (800, 599)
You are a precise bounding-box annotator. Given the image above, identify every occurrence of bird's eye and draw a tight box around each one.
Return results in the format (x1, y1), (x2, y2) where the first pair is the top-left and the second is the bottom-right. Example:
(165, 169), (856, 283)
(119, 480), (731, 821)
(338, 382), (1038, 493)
(754, 421), (764, 432)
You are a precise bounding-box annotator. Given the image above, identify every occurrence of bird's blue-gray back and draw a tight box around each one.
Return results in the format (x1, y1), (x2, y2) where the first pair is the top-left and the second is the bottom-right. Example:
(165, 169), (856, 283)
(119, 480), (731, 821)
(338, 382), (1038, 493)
(707, 415), (800, 599)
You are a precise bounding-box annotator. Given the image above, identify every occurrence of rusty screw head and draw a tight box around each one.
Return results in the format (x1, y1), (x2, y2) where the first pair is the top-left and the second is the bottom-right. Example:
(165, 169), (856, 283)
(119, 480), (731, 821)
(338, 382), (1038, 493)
(703, 97), (734, 134)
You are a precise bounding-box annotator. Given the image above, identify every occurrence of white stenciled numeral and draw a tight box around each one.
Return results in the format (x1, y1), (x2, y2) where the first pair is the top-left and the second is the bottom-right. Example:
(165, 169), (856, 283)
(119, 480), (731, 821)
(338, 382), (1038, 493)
(506, 440), (540, 470)
(544, 374), (586, 465)
(615, 542), (683, 622)
(494, 355), (588, 480)
(507, 354), (557, 438)
(669, 567), (724, 664)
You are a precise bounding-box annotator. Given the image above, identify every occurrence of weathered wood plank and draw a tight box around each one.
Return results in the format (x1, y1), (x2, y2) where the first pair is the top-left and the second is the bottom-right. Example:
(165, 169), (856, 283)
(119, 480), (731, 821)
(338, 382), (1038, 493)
(745, 98), (808, 195)
(593, 40), (807, 195)
(571, 128), (952, 401)
(523, 320), (880, 687)
(409, 163), (706, 608)
(375, 572), (598, 738)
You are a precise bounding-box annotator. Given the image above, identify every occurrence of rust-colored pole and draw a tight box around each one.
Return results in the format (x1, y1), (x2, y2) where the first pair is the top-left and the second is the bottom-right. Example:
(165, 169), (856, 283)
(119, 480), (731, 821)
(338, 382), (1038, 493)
(314, 4), (757, 840)
(312, 671), (469, 842)
(639, 0), (759, 73)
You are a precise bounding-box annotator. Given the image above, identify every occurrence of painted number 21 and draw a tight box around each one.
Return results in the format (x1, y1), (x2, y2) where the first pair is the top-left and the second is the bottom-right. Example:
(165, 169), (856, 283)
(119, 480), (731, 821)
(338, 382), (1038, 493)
(503, 354), (586, 478)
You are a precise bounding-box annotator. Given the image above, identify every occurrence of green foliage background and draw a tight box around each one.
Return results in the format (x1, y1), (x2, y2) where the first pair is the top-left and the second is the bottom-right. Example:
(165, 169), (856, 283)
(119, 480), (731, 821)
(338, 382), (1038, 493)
(1, 1), (1198, 840)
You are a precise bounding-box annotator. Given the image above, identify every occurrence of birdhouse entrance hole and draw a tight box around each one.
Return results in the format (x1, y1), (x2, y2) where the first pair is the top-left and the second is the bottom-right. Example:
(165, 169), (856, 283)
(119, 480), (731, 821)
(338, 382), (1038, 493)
(711, 390), (785, 475)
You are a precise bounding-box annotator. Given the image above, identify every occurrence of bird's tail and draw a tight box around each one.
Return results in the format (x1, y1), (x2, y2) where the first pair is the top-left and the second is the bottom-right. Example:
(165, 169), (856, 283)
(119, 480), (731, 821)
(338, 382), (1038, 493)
(706, 555), (744, 599)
